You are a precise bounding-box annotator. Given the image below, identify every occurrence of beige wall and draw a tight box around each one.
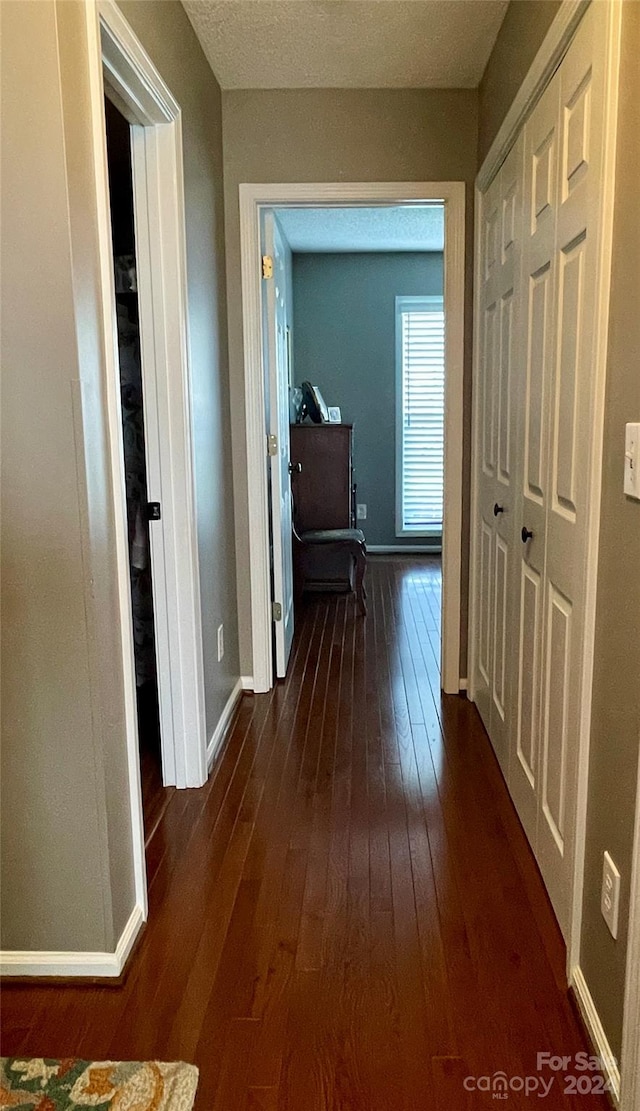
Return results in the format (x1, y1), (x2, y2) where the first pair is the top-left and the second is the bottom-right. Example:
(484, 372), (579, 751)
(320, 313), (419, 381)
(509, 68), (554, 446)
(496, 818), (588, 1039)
(478, 0), (640, 1062)
(478, 0), (561, 165)
(579, 0), (640, 1061)
(0, 0), (238, 952)
(1, 0), (120, 951)
(222, 88), (478, 677)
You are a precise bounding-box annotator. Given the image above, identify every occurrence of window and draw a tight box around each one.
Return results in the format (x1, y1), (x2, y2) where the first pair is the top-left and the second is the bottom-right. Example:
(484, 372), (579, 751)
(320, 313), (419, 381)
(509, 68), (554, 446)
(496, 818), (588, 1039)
(395, 296), (445, 536)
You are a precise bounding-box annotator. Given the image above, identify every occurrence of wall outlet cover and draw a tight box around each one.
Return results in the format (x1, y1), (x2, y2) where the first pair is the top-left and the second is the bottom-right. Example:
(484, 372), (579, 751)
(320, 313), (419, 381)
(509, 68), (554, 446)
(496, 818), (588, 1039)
(217, 623), (224, 662)
(357, 503), (367, 520)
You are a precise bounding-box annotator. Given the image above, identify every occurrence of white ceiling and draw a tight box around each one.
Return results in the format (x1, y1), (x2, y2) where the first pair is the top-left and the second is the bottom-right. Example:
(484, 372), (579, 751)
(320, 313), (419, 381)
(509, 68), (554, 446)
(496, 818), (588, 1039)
(181, 1), (509, 90)
(276, 205), (444, 252)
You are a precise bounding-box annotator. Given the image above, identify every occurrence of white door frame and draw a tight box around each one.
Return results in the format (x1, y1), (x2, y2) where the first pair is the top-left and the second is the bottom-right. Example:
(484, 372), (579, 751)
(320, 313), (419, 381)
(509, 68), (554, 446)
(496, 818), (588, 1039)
(469, 0), (621, 982)
(89, 0), (207, 807)
(239, 182), (465, 695)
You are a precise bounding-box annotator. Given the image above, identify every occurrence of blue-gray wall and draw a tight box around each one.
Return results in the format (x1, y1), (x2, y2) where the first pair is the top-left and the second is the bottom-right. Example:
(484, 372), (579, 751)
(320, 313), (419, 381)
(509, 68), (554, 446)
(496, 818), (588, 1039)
(292, 251), (443, 547)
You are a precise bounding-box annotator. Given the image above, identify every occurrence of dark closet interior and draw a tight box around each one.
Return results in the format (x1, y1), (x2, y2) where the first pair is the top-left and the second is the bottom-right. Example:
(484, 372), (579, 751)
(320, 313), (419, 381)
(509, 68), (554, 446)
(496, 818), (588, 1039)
(104, 98), (168, 839)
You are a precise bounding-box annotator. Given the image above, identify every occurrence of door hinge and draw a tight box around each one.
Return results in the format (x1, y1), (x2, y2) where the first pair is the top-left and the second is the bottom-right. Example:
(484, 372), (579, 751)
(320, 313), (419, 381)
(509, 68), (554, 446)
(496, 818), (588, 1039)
(262, 255), (273, 279)
(272, 601), (282, 622)
(267, 433), (278, 456)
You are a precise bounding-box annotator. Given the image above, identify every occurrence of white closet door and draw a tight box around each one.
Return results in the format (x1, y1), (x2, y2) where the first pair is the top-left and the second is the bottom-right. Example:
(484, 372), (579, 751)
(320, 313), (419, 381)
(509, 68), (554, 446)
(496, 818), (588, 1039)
(474, 169), (501, 740)
(509, 3), (605, 936)
(473, 137), (523, 776)
(537, 6), (600, 932)
(510, 70), (560, 852)
(473, 0), (618, 945)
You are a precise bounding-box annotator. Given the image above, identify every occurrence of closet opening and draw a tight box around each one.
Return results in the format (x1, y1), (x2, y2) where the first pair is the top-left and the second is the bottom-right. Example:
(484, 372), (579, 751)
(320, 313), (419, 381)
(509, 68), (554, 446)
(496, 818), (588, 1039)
(104, 97), (171, 843)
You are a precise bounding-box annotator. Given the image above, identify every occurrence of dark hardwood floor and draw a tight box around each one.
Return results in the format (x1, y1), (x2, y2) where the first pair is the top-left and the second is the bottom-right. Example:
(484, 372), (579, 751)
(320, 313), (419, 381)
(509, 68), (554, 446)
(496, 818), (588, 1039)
(1, 557), (609, 1109)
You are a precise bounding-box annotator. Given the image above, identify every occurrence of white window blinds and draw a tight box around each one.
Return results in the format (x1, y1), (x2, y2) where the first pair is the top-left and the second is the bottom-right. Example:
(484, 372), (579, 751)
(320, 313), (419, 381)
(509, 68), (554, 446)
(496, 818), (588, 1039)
(396, 297), (445, 535)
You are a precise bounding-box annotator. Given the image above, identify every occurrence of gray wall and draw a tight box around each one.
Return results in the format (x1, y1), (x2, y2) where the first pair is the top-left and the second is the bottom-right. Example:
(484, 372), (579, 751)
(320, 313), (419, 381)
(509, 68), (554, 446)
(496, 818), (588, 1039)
(222, 88), (478, 677)
(477, 0), (561, 164)
(478, 0), (640, 1062)
(292, 252), (443, 547)
(579, 0), (640, 1060)
(0, 0), (238, 952)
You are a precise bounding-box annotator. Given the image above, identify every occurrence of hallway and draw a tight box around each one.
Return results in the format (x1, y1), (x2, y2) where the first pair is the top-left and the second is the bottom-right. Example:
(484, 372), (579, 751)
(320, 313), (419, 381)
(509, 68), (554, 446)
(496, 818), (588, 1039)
(2, 558), (608, 1109)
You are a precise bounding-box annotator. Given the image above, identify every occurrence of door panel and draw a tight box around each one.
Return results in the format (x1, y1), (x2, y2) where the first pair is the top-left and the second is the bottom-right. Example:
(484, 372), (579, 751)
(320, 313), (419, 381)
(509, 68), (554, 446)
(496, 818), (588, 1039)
(536, 4), (599, 933)
(516, 563), (541, 789)
(473, 137), (523, 773)
(492, 534), (508, 722)
(509, 72), (558, 842)
(541, 584), (572, 853)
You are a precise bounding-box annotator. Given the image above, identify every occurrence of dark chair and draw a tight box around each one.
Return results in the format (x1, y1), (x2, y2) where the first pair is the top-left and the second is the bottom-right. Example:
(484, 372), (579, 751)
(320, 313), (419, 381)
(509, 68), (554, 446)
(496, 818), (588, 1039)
(291, 492), (367, 616)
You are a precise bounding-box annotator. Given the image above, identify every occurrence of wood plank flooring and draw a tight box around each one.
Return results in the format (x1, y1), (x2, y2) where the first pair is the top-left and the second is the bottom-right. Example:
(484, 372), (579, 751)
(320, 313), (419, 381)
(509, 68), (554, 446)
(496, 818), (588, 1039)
(1, 557), (609, 1109)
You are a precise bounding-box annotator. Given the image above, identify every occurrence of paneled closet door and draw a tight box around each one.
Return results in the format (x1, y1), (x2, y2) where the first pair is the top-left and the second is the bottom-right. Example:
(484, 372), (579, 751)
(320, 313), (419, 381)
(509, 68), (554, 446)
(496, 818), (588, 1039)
(509, 70), (560, 854)
(537, 5), (599, 933)
(474, 138), (523, 776)
(509, 3), (602, 936)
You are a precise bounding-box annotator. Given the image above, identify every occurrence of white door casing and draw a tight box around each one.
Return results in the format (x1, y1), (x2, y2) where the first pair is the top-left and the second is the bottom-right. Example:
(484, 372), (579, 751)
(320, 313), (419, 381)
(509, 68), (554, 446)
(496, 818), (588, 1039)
(239, 182), (466, 695)
(262, 212), (295, 678)
(99, 1), (207, 792)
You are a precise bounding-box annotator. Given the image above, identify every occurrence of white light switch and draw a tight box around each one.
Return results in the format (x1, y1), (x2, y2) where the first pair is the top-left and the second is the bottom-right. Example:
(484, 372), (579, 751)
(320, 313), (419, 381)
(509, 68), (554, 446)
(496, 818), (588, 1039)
(624, 423), (640, 500)
(601, 851), (621, 939)
(357, 504), (367, 520)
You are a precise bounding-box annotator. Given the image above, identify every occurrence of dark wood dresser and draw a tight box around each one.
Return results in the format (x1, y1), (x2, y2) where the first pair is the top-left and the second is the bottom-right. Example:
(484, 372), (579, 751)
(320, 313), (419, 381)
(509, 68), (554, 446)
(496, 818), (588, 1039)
(289, 423), (355, 591)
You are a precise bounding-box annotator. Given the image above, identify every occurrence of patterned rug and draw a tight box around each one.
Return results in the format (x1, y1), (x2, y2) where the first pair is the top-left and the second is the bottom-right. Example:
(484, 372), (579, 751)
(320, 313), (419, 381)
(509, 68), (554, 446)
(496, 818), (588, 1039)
(0, 1058), (198, 1111)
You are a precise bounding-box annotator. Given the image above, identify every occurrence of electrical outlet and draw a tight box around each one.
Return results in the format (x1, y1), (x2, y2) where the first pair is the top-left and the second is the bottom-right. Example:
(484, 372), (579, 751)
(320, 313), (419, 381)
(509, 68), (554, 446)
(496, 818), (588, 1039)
(217, 623), (224, 662)
(357, 503), (367, 520)
(601, 851), (621, 938)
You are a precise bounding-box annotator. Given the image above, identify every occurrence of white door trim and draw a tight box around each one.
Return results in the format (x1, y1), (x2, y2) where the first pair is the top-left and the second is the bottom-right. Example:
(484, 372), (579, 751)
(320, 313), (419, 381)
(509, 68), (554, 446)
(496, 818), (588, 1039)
(469, 0), (622, 983)
(239, 181), (465, 695)
(95, 0), (207, 793)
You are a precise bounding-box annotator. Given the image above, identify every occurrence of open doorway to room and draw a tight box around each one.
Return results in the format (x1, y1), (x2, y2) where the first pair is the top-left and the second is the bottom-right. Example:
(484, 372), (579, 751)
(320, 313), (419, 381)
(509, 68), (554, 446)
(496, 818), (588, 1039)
(242, 186), (464, 696)
(103, 97), (171, 843)
(279, 206), (445, 683)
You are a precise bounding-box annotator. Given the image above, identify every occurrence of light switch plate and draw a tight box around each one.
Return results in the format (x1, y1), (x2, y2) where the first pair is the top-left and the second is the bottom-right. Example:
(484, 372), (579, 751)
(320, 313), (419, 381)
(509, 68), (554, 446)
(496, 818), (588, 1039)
(217, 623), (224, 662)
(624, 423), (640, 500)
(601, 851), (621, 939)
(357, 504), (367, 520)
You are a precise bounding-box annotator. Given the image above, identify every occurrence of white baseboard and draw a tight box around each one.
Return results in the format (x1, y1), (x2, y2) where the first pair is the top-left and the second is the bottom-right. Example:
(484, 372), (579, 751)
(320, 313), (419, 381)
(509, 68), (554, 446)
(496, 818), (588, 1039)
(367, 545), (442, 553)
(571, 965), (621, 1104)
(207, 678), (243, 771)
(241, 675), (254, 691)
(0, 902), (145, 979)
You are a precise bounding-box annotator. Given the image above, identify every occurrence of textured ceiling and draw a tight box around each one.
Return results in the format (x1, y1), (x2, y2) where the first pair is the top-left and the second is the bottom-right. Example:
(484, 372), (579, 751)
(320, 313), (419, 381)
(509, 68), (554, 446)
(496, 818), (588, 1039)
(276, 205), (444, 252)
(181, 1), (509, 90)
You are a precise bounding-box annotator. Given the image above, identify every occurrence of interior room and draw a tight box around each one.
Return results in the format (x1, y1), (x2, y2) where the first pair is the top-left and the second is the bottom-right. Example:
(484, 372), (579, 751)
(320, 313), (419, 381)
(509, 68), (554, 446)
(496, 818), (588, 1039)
(275, 204), (446, 671)
(2, 1), (639, 1109)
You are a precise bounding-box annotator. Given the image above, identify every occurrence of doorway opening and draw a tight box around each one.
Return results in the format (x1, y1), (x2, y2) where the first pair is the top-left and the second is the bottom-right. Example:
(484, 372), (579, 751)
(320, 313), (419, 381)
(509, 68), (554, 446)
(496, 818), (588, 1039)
(240, 184), (465, 695)
(104, 98), (170, 843)
(265, 205), (446, 681)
